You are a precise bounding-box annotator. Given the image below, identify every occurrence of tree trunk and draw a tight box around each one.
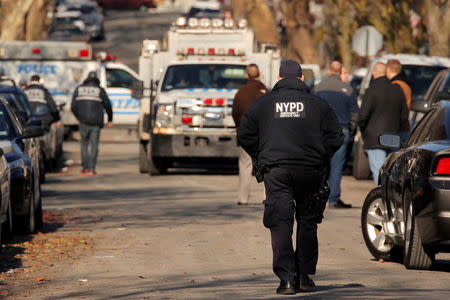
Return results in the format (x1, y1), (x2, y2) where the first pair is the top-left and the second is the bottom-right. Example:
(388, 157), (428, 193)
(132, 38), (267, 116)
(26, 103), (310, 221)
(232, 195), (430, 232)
(283, 0), (322, 64)
(0, 0), (53, 41)
(427, 0), (450, 56)
(230, 0), (279, 45)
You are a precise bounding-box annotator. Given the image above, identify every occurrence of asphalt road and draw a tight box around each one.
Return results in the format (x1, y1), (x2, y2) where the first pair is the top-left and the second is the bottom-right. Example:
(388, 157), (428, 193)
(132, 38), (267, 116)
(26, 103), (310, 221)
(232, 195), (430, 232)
(5, 129), (449, 299)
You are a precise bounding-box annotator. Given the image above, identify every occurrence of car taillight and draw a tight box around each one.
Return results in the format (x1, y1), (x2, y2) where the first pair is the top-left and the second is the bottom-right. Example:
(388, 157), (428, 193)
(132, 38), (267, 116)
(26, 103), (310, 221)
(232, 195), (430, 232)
(435, 157), (450, 175)
(204, 98), (213, 105)
(182, 117), (193, 124)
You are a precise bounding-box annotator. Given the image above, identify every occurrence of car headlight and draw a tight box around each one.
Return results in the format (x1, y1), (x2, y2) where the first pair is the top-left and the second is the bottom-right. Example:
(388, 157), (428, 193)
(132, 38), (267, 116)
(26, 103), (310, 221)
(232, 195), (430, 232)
(155, 104), (173, 128)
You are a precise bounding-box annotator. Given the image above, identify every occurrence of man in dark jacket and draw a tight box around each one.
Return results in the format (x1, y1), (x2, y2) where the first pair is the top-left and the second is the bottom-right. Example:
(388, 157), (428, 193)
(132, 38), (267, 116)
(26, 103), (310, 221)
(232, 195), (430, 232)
(315, 61), (358, 208)
(71, 71), (112, 176)
(232, 63), (269, 205)
(358, 62), (408, 185)
(24, 75), (60, 130)
(238, 60), (343, 295)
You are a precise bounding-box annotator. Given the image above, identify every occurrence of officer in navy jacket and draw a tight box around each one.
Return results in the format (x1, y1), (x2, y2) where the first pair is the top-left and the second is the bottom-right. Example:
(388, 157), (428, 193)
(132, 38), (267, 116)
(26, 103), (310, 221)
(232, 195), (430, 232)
(71, 71), (112, 176)
(238, 60), (343, 295)
(24, 75), (60, 130)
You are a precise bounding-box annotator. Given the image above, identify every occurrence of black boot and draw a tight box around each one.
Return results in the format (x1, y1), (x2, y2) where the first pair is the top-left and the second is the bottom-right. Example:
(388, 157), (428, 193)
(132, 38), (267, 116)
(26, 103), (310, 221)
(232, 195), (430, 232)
(276, 280), (296, 295)
(295, 274), (315, 291)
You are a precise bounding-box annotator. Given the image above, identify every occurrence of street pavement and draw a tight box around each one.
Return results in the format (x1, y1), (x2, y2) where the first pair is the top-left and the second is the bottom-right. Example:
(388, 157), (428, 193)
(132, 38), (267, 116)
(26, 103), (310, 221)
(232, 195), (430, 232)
(7, 129), (449, 299)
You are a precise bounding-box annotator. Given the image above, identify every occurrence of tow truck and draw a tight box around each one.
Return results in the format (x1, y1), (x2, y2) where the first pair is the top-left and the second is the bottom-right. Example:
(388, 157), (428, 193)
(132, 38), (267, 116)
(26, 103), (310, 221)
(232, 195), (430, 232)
(138, 17), (281, 174)
(0, 41), (143, 137)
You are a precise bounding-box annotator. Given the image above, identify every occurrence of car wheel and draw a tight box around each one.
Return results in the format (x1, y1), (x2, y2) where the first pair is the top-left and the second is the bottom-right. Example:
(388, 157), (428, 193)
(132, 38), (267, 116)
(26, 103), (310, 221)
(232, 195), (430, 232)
(35, 187), (43, 230)
(139, 141), (149, 174)
(14, 181), (35, 234)
(361, 187), (402, 260)
(1, 196), (13, 243)
(403, 193), (434, 270)
(353, 138), (371, 180)
(139, 4), (149, 11)
(147, 144), (167, 176)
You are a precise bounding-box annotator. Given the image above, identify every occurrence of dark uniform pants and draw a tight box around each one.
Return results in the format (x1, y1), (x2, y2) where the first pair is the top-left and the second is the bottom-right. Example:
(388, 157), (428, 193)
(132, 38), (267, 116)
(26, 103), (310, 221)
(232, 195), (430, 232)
(263, 166), (322, 283)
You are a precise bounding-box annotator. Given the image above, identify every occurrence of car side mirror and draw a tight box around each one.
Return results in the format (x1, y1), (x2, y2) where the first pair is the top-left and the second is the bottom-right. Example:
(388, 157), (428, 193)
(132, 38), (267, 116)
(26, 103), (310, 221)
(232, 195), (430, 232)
(20, 126), (44, 139)
(131, 80), (144, 99)
(379, 133), (401, 149)
(26, 118), (42, 127)
(411, 96), (430, 113)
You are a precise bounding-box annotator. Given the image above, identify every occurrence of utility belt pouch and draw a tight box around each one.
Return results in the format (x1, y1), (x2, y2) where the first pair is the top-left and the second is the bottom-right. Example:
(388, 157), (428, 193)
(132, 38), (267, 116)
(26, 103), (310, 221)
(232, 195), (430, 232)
(251, 157), (265, 183)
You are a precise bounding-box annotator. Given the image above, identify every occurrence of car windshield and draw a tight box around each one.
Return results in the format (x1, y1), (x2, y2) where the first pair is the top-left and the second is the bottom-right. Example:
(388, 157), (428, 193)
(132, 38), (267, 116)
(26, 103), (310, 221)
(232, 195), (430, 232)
(402, 65), (447, 98)
(0, 104), (15, 141)
(161, 64), (247, 92)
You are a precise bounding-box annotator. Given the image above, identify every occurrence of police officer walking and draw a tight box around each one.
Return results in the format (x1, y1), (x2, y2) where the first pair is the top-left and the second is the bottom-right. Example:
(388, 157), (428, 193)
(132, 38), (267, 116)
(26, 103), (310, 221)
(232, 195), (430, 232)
(238, 60), (343, 294)
(24, 75), (60, 130)
(71, 71), (112, 176)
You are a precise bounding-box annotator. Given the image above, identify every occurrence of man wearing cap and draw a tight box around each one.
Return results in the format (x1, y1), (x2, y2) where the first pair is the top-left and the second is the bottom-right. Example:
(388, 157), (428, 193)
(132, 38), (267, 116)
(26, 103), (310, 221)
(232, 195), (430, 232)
(238, 60), (343, 294)
(232, 63), (270, 206)
(71, 71), (112, 176)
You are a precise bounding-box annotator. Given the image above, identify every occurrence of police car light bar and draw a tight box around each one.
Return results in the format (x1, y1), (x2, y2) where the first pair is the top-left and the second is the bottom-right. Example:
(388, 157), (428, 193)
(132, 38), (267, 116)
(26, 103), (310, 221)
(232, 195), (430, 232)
(178, 47), (245, 57)
(174, 17), (247, 29)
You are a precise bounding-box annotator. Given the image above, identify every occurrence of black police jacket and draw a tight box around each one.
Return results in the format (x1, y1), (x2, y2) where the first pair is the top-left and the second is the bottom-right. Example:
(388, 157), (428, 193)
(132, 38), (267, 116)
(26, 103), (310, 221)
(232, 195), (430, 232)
(237, 78), (344, 169)
(24, 83), (60, 129)
(71, 78), (113, 127)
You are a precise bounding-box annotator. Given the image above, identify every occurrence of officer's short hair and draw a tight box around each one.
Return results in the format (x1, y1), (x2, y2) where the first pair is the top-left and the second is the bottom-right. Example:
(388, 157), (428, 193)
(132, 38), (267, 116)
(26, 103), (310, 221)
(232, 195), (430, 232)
(386, 59), (402, 74)
(329, 61), (342, 75)
(30, 75), (40, 82)
(246, 64), (259, 79)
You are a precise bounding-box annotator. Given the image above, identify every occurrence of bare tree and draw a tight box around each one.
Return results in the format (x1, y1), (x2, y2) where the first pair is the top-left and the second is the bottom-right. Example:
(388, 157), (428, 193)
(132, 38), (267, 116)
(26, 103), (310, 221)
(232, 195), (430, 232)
(230, 0), (279, 46)
(427, 0), (450, 56)
(282, 0), (322, 64)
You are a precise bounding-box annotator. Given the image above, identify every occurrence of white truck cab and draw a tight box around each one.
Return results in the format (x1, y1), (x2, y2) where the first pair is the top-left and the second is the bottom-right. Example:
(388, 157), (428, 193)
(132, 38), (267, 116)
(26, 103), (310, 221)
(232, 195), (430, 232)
(138, 17), (280, 174)
(0, 41), (143, 136)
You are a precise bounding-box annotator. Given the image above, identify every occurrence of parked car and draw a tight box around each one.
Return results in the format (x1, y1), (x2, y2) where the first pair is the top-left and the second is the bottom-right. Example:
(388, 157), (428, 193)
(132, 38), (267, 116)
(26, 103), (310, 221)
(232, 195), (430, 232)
(0, 141), (12, 244)
(353, 54), (450, 180)
(0, 79), (63, 181)
(411, 68), (450, 124)
(95, 0), (156, 10)
(0, 97), (44, 234)
(361, 100), (450, 270)
(61, 1), (105, 40)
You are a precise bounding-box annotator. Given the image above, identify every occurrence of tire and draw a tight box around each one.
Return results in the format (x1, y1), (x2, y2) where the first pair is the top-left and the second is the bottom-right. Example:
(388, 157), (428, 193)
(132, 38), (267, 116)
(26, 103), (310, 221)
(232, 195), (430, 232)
(14, 181), (36, 234)
(139, 141), (149, 174)
(361, 187), (402, 261)
(35, 187), (43, 230)
(353, 138), (371, 180)
(147, 144), (167, 176)
(1, 196), (13, 243)
(39, 155), (46, 184)
(139, 4), (149, 11)
(403, 193), (434, 270)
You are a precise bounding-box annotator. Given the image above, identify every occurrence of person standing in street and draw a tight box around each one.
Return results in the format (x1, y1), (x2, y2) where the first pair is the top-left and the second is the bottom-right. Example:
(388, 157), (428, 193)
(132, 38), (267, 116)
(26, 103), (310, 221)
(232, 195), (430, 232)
(232, 63), (269, 206)
(238, 60), (343, 294)
(358, 62), (408, 185)
(24, 75), (60, 130)
(315, 61), (358, 209)
(386, 59), (411, 142)
(71, 71), (112, 176)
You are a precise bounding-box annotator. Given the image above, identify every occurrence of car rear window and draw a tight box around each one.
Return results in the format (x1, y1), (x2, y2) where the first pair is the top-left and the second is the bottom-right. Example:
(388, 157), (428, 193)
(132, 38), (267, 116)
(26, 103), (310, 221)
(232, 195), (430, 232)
(402, 65), (446, 98)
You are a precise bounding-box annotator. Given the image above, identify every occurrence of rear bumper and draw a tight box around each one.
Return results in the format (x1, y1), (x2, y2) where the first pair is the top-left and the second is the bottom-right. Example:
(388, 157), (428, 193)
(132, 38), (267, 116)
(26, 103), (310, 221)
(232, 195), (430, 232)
(152, 133), (239, 158)
(417, 177), (450, 249)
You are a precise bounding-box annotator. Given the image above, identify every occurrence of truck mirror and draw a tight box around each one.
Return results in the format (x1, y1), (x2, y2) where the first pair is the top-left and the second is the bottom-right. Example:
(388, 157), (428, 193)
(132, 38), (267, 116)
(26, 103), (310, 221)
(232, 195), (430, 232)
(131, 80), (144, 99)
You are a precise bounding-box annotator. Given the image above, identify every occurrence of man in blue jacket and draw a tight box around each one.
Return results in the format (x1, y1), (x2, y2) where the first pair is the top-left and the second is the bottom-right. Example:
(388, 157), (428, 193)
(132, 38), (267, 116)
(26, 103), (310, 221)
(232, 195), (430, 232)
(72, 72), (112, 176)
(315, 61), (358, 208)
(238, 60), (343, 295)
